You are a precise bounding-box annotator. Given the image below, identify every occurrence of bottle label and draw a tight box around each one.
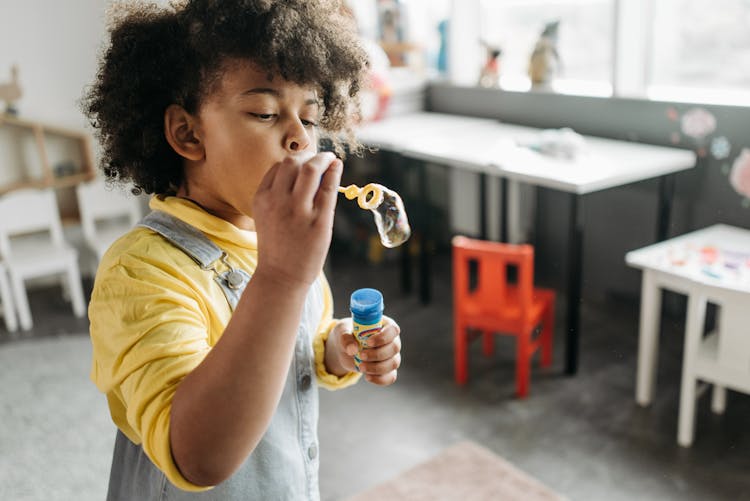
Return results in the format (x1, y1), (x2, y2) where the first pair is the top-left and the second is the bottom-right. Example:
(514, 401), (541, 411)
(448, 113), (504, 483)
(352, 320), (382, 369)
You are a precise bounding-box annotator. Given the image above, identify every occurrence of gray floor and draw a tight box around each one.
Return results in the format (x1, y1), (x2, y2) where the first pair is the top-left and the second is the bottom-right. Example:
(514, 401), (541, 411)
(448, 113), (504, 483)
(2, 252), (749, 500)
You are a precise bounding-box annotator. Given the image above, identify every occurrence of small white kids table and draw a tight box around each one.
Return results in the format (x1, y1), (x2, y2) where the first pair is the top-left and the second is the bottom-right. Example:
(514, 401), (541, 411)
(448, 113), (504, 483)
(625, 224), (750, 434)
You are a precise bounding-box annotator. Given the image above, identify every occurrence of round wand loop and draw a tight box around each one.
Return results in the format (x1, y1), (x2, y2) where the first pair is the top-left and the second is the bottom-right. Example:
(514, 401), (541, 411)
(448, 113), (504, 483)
(357, 183), (384, 210)
(338, 183), (383, 210)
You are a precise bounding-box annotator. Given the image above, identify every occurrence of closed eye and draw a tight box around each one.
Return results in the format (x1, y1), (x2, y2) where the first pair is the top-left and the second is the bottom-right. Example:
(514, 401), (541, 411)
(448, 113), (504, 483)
(249, 113), (276, 121)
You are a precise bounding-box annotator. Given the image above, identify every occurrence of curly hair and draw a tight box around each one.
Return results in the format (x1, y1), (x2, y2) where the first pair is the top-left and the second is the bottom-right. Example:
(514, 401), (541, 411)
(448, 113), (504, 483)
(83, 0), (368, 195)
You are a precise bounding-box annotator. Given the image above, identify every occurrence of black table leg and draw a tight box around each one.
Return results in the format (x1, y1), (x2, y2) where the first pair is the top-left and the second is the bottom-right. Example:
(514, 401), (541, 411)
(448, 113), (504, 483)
(401, 236), (412, 294)
(418, 161), (431, 304)
(500, 177), (509, 243)
(479, 173), (488, 240)
(384, 152), (412, 295)
(565, 193), (585, 375)
(656, 174), (676, 242)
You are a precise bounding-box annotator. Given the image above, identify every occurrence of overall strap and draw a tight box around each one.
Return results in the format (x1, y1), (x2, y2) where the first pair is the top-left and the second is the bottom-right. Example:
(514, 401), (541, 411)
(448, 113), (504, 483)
(138, 210), (251, 310)
(138, 210), (222, 268)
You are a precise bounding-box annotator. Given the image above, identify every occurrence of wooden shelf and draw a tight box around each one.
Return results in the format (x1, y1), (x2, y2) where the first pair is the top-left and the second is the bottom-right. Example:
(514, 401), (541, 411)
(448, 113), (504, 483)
(0, 113), (97, 224)
(0, 113), (96, 196)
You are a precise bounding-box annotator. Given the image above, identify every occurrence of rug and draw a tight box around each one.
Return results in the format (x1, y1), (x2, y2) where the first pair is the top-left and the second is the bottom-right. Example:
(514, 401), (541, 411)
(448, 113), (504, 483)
(344, 441), (563, 501)
(0, 335), (114, 501)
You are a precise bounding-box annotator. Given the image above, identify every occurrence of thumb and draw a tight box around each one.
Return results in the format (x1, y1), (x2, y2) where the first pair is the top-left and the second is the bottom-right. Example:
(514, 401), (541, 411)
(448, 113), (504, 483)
(340, 332), (360, 357)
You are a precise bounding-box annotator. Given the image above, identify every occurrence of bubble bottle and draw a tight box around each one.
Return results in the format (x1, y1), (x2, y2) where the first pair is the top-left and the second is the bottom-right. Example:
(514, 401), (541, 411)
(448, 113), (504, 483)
(349, 288), (384, 370)
(338, 184), (411, 248)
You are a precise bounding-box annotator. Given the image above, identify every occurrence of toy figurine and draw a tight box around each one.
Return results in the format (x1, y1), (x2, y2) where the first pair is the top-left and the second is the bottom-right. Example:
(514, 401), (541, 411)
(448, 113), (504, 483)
(0, 65), (22, 115)
(478, 41), (502, 88)
(436, 19), (449, 76)
(528, 20), (560, 89)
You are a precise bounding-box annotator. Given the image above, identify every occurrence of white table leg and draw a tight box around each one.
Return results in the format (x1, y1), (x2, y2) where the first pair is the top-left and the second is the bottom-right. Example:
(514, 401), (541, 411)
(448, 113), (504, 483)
(0, 270), (17, 333)
(678, 292), (707, 447)
(711, 303), (727, 414)
(66, 258), (87, 318)
(711, 386), (727, 414)
(9, 273), (32, 331)
(636, 271), (661, 406)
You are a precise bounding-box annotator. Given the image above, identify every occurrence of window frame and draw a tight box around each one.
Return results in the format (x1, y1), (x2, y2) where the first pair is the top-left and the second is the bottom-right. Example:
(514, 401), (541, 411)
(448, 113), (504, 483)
(448, 0), (750, 106)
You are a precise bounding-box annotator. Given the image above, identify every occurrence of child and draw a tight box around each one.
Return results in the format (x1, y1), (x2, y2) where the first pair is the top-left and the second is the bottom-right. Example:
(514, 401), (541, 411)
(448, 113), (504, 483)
(83, 1), (402, 499)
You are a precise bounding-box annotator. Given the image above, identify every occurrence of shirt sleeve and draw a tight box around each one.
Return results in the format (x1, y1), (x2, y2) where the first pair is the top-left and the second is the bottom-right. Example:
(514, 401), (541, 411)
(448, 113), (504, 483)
(312, 274), (361, 390)
(89, 256), (214, 492)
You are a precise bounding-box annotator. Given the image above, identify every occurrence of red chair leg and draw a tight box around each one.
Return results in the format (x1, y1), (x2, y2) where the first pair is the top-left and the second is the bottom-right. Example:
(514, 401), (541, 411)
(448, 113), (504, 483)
(515, 330), (531, 398)
(482, 331), (495, 357)
(454, 319), (469, 385)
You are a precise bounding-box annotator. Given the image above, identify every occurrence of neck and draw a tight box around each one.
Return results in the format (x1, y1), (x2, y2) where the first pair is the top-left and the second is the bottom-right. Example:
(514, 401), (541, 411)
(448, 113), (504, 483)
(176, 187), (256, 232)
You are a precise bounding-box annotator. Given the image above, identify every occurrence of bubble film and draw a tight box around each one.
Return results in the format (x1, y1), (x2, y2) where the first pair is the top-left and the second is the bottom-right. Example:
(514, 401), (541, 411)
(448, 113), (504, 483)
(339, 183), (411, 248)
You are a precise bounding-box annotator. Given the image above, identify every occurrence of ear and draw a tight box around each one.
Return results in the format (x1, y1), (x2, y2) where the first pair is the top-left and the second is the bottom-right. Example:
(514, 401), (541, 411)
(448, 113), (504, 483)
(164, 104), (204, 161)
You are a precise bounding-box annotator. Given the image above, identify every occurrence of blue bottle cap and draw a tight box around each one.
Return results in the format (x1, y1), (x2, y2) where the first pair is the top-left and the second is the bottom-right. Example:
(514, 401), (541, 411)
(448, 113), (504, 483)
(350, 288), (384, 324)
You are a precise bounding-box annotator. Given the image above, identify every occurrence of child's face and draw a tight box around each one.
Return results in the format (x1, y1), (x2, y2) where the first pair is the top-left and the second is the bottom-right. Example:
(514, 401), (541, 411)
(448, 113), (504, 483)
(187, 59), (320, 225)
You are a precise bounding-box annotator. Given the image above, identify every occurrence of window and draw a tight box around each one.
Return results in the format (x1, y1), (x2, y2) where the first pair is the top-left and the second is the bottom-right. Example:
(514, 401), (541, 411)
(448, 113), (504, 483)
(647, 0), (750, 105)
(478, 0), (615, 95)
(353, 0), (750, 105)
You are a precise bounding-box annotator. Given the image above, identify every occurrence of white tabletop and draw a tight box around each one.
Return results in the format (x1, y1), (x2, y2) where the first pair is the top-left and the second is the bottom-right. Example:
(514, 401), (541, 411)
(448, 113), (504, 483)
(356, 112), (697, 195)
(626, 224), (750, 293)
(356, 112), (499, 153)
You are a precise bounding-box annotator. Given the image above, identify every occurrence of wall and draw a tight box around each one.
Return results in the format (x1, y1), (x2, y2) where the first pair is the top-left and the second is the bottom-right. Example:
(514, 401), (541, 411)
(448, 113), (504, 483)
(426, 83), (750, 303)
(1, 0), (109, 192)
(0, 1), (150, 279)
(0, 1), (108, 129)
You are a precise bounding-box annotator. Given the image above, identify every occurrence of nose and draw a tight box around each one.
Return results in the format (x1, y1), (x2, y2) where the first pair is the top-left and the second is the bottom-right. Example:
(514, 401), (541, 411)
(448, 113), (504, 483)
(285, 118), (311, 152)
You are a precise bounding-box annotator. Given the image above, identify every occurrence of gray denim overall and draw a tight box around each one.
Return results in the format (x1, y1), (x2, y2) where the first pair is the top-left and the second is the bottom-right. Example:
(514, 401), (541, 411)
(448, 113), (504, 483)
(106, 210), (322, 501)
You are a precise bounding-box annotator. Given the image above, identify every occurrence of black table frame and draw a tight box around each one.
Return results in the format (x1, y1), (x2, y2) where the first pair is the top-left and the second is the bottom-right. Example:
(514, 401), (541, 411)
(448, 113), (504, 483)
(390, 152), (679, 375)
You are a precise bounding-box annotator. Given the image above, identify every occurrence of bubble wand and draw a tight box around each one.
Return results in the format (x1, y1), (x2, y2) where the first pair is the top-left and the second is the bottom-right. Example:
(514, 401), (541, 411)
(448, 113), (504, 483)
(337, 183), (411, 248)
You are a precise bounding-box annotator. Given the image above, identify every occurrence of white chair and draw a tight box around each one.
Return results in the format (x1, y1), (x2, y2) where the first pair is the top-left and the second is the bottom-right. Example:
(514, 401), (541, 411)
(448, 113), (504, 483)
(0, 260), (18, 333)
(677, 284), (750, 447)
(0, 188), (86, 331)
(76, 178), (142, 263)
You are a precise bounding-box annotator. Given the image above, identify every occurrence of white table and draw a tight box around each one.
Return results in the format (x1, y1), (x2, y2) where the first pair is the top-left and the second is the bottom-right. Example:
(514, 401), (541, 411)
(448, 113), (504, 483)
(626, 224), (750, 409)
(357, 112), (697, 374)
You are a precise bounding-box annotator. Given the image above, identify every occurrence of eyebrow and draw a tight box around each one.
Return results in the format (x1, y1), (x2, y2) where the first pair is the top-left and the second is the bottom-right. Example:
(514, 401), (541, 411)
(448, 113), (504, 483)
(241, 87), (318, 106)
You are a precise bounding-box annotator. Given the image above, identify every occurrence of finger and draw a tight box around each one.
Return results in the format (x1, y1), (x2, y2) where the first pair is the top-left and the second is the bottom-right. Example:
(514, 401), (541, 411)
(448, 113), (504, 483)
(364, 317), (400, 348)
(313, 157), (343, 214)
(291, 152), (337, 203)
(340, 332), (359, 357)
(358, 336), (400, 363)
(364, 370), (398, 386)
(256, 161), (281, 193)
(359, 353), (401, 376)
(272, 157), (299, 193)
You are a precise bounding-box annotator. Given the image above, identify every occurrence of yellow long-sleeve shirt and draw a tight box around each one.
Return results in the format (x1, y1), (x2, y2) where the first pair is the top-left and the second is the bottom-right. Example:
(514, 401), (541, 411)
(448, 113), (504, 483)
(89, 195), (359, 491)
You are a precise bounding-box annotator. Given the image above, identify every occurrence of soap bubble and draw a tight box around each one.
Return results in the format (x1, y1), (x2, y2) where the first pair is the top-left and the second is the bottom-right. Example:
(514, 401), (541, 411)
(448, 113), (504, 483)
(371, 186), (411, 248)
(339, 183), (411, 248)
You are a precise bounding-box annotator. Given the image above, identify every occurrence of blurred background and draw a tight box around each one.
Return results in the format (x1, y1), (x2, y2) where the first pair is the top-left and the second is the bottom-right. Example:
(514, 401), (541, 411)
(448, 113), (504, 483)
(1, 1), (749, 500)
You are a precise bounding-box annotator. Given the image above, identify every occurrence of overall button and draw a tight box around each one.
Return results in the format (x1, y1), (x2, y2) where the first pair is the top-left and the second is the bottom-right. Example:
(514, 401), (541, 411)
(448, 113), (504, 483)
(300, 374), (312, 391)
(308, 443), (318, 460)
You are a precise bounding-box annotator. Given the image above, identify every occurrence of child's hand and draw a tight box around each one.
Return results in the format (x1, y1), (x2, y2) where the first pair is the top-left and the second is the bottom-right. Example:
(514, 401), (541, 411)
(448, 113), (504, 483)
(252, 152), (343, 288)
(328, 316), (402, 386)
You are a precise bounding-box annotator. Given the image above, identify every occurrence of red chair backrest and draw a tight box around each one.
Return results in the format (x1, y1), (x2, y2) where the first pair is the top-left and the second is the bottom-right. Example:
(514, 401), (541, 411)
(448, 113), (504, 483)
(452, 236), (535, 319)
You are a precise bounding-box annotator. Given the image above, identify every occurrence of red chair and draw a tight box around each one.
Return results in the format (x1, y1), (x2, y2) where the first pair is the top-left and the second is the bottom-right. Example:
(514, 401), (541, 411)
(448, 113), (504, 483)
(452, 236), (555, 398)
